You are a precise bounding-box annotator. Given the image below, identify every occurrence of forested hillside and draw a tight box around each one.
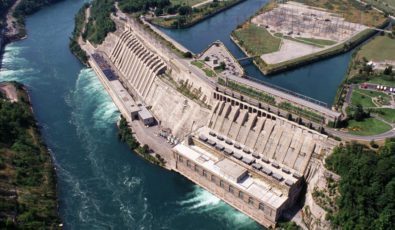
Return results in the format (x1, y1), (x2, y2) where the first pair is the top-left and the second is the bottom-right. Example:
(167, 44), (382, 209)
(0, 83), (61, 229)
(118, 0), (171, 14)
(326, 141), (395, 229)
(0, 0), (14, 16)
(13, 0), (63, 24)
(84, 0), (116, 44)
(0, 0), (15, 27)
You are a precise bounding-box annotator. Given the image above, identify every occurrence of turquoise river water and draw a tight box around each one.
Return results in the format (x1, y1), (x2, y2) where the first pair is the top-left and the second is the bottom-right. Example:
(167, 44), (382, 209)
(0, 0), (355, 229)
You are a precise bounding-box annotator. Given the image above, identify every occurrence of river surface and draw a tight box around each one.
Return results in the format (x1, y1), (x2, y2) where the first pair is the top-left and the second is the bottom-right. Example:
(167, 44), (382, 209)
(0, 0), (264, 229)
(159, 0), (354, 105)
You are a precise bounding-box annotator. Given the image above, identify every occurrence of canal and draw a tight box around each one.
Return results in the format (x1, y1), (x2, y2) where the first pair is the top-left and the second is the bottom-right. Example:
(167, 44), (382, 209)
(159, 0), (354, 105)
(0, 0), (264, 229)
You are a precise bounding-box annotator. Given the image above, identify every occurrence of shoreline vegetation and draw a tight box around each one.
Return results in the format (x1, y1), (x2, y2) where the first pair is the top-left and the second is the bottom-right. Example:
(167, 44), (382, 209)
(113, 0), (245, 29)
(0, 82), (61, 229)
(70, 3), (89, 65)
(230, 0), (390, 75)
(148, 0), (246, 29)
(69, 0), (117, 64)
(117, 117), (166, 167)
(1, 0), (64, 43)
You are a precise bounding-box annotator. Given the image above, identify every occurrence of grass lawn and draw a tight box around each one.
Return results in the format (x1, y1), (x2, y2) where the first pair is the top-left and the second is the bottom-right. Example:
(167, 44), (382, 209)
(191, 60), (204, 68)
(191, 60), (216, 77)
(284, 36), (325, 48)
(170, 0), (207, 6)
(295, 37), (336, 46)
(233, 24), (281, 56)
(371, 108), (395, 123)
(357, 35), (395, 62)
(203, 68), (216, 77)
(351, 88), (391, 107)
(367, 77), (395, 88)
(347, 117), (392, 136)
(351, 89), (377, 107)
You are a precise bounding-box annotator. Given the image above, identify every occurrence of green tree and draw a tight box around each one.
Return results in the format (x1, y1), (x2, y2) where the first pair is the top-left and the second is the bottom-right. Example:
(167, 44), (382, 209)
(325, 141), (395, 229)
(178, 5), (192, 15)
(353, 104), (366, 121)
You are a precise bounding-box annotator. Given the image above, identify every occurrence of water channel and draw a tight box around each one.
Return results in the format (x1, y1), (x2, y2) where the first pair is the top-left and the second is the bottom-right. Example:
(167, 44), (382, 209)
(159, 0), (354, 105)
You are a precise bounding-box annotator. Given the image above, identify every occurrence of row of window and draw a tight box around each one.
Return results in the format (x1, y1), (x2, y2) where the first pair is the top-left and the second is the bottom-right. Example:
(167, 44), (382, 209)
(179, 155), (272, 216)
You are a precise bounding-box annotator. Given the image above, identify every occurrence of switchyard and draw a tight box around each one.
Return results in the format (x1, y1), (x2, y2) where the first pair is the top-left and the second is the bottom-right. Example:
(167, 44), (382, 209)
(252, 1), (366, 42)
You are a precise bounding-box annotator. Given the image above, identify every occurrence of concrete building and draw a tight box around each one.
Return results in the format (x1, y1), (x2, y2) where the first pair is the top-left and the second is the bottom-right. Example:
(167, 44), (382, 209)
(173, 133), (305, 228)
(138, 106), (155, 126)
(173, 88), (337, 228)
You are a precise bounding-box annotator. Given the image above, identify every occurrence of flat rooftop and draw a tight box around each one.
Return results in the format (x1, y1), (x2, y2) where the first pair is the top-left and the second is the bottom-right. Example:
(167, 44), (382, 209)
(110, 80), (140, 114)
(216, 158), (247, 182)
(174, 143), (288, 209)
(198, 127), (300, 186)
(138, 106), (154, 120)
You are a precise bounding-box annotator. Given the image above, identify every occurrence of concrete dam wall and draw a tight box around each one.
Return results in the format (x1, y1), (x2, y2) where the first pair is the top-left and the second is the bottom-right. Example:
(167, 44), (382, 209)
(101, 28), (212, 138)
(110, 29), (167, 100)
(209, 92), (335, 176)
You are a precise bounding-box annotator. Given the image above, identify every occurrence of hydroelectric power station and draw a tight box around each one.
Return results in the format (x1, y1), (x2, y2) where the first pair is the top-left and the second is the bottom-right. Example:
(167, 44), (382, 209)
(82, 11), (340, 228)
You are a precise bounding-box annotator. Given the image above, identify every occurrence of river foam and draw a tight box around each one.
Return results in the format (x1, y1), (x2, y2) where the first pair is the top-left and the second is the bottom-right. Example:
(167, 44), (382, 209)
(0, 45), (39, 83)
(179, 185), (259, 229)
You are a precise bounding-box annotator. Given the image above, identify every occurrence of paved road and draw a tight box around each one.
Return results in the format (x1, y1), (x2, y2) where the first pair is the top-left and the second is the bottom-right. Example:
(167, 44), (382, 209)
(226, 75), (341, 119)
(140, 17), (191, 54)
(192, 0), (213, 8)
(130, 120), (176, 170)
(345, 84), (355, 104)
(327, 126), (395, 141)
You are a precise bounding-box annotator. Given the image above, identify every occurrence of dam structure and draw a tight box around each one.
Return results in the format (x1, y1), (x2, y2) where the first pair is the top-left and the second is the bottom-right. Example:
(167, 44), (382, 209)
(173, 92), (337, 227)
(109, 29), (167, 101)
(89, 23), (213, 137)
(84, 17), (338, 228)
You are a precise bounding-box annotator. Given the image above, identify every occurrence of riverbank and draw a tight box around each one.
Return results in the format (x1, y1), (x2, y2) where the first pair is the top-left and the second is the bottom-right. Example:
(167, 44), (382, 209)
(0, 0), (65, 66)
(149, 0), (246, 29)
(0, 82), (61, 228)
